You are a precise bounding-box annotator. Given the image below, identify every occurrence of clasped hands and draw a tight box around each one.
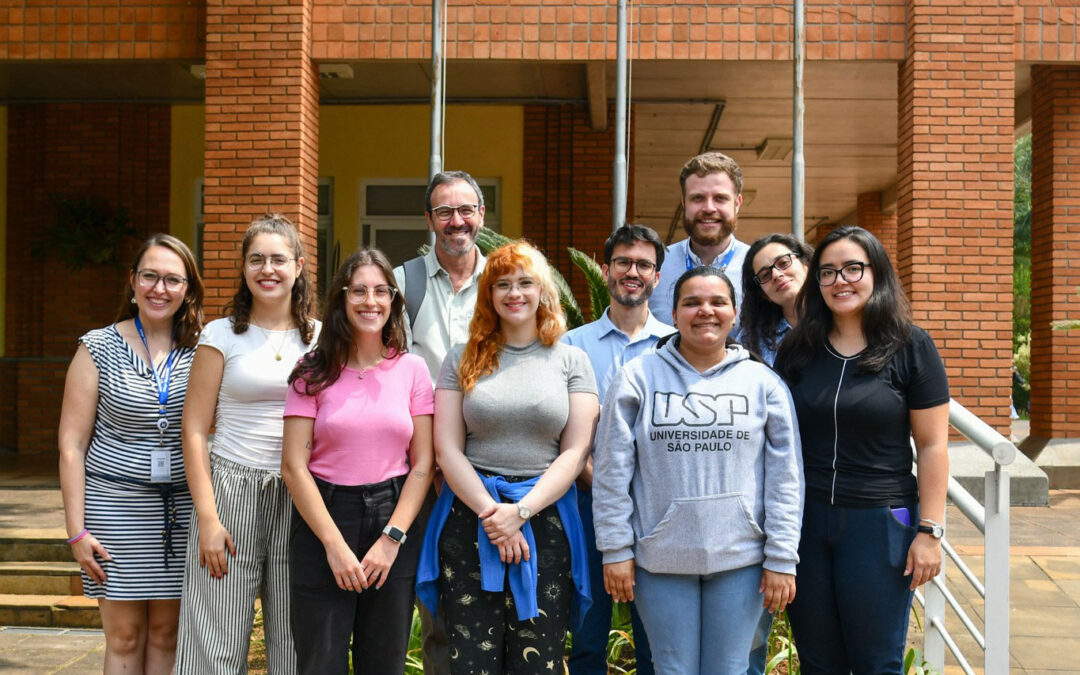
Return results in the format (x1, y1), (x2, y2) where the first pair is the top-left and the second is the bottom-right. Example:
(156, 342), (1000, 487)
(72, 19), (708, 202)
(479, 502), (531, 565)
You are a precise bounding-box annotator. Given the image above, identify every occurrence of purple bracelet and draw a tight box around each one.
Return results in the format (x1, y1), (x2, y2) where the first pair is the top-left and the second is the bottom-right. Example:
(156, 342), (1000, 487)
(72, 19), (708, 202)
(67, 529), (89, 545)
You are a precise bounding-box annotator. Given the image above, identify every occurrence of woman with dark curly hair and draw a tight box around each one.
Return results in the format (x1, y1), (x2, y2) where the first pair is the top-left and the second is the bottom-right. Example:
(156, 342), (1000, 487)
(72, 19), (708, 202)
(775, 226), (949, 674)
(738, 233), (814, 366)
(59, 233), (204, 673)
(176, 214), (320, 674)
(282, 249), (434, 673)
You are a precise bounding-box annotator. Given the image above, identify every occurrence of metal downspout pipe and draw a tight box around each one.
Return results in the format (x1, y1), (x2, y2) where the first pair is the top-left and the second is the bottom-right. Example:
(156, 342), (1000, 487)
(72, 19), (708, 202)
(792, 0), (806, 240)
(429, 0), (444, 181)
(613, 0), (628, 231)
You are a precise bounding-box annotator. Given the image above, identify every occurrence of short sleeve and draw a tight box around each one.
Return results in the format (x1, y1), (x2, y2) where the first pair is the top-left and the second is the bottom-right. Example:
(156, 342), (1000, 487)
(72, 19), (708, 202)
(284, 377), (318, 419)
(409, 356), (435, 416)
(197, 318), (232, 358)
(905, 326), (950, 410)
(563, 344), (598, 396)
(436, 345), (464, 391)
(77, 328), (110, 371)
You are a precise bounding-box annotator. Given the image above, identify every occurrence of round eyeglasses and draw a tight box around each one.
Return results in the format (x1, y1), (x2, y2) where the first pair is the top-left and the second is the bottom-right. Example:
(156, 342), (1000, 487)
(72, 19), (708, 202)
(343, 284), (398, 303)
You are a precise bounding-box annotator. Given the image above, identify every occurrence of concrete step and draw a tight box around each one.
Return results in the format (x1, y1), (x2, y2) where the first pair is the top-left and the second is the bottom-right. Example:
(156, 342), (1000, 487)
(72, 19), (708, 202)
(0, 528), (72, 563)
(0, 561), (82, 595)
(948, 441), (1049, 506)
(0, 594), (100, 629)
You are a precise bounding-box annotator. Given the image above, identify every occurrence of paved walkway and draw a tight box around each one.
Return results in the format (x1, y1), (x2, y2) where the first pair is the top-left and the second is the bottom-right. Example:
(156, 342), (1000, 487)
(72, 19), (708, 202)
(2, 457), (1079, 673)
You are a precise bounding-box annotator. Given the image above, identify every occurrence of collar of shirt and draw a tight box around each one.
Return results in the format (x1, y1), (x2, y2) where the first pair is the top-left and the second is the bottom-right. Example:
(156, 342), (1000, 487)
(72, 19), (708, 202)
(423, 246), (487, 284)
(595, 307), (676, 344)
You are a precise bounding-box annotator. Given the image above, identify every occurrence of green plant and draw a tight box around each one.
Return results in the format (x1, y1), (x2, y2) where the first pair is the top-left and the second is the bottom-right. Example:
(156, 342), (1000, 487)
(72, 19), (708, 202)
(567, 247), (610, 323)
(31, 193), (137, 270)
(1051, 289), (1080, 331)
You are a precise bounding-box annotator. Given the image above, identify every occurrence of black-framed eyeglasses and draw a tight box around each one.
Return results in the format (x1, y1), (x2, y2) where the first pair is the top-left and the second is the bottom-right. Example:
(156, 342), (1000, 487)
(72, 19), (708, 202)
(430, 204), (480, 222)
(136, 270), (188, 292)
(817, 262), (872, 287)
(610, 257), (657, 274)
(343, 284), (398, 303)
(246, 253), (295, 270)
(752, 252), (799, 286)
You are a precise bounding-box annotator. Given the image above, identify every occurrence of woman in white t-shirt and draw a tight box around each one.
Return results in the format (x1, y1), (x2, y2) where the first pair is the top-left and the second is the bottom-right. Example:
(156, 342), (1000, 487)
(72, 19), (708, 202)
(175, 214), (320, 674)
(282, 249), (434, 673)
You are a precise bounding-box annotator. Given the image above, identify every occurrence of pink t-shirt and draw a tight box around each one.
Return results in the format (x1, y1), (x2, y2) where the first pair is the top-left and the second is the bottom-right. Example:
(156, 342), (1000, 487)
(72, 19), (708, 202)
(285, 352), (434, 486)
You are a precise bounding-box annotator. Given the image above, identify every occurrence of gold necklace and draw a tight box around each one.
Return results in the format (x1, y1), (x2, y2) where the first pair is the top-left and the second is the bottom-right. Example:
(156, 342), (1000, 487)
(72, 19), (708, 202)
(352, 352), (386, 379)
(253, 323), (290, 361)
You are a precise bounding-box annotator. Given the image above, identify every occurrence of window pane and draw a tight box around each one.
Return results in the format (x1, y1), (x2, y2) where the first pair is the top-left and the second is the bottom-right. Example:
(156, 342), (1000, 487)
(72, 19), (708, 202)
(376, 229), (430, 267)
(366, 185), (428, 216)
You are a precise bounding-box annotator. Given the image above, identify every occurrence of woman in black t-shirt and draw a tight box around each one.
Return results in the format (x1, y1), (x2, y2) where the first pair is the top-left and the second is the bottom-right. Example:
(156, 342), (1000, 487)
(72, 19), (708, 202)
(774, 226), (949, 674)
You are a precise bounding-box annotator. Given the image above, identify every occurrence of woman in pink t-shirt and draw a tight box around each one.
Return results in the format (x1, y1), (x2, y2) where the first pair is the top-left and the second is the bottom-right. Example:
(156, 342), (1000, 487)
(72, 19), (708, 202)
(282, 248), (435, 673)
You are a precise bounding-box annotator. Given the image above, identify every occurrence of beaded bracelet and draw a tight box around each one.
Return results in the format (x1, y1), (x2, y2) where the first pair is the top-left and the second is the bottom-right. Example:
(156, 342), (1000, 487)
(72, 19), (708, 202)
(67, 529), (89, 545)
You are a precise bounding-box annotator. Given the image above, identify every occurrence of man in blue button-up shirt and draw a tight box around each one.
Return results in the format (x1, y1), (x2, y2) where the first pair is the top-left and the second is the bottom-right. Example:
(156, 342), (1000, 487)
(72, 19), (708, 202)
(562, 224), (674, 675)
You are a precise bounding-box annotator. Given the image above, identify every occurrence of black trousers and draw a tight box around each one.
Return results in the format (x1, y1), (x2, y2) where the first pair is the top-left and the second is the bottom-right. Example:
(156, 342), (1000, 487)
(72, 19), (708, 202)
(438, 493), (573, 675)
(289, 475), (424, 675)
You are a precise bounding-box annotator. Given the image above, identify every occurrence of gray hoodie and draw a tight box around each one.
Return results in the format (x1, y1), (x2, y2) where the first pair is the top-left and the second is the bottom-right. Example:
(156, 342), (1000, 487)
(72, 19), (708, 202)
(592, 338), (804, 576)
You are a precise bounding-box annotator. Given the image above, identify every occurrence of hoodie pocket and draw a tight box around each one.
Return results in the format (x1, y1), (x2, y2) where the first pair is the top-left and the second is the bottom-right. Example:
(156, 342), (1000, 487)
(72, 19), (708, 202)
(635, 493), (765, 575)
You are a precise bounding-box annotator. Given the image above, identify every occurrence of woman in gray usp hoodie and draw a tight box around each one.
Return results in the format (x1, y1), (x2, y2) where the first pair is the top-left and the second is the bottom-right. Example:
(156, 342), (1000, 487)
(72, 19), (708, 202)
(592, 266), (804, 675)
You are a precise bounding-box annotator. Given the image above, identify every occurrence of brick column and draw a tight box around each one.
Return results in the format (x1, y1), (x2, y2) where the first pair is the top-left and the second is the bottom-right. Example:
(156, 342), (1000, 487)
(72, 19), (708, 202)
(522, 103), (632, 318)
(856, 191), (898, 270)
(1029, 66), (1080, 438)
(202, 0), (320, 317)
(896, 0), (1014, 431)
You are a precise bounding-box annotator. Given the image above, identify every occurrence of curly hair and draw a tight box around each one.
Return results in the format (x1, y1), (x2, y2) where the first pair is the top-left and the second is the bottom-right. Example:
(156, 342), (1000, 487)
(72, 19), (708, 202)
(739, 233), (814, 359)
(678, 151), (743, 196)
(775, 226), (912, 379)
(225, 213), (317, 344)
(457, 241), (565, 393)
(289, 249), (407, 395)
(116, 233), (205, 348)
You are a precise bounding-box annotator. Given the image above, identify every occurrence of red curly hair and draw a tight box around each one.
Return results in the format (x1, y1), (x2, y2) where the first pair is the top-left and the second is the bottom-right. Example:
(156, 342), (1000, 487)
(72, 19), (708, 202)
(458, 241), (566, 392)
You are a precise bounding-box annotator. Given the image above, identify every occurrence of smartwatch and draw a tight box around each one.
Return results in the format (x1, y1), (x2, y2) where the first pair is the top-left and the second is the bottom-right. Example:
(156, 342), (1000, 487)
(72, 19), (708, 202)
(382, 525), (407, 545)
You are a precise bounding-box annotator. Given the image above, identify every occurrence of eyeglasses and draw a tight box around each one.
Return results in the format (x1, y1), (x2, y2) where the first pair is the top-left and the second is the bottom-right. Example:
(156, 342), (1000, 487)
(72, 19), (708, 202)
(817, 262), (872, 287)
(610, 257), (657, 274)
(343, 284), (398, 303)
(753, 252), (799, 286)
(491, 278), (537, 293)
(430, 204), (480, 222)
(246, 253), (295, 270)
(135, 270), (187, 292)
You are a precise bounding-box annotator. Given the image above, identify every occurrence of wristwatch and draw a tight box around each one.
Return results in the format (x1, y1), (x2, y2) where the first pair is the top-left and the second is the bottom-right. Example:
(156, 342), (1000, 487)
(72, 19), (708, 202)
(917, 519), (944, 539)
(382, 525), (407, 545)
(516, 502), (532, 520)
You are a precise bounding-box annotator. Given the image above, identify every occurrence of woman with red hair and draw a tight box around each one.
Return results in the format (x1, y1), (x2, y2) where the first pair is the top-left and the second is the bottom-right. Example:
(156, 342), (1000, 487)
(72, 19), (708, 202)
(416, 241), (599, 674)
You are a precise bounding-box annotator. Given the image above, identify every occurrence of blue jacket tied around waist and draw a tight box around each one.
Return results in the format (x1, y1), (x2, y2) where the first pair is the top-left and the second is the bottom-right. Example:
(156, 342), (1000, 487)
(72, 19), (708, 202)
(415, 472), (592, 630)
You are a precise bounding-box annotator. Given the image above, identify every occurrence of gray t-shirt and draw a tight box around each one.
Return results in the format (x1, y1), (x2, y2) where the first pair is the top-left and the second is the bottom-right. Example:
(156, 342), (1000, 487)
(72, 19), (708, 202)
(437, 340), (598, 476)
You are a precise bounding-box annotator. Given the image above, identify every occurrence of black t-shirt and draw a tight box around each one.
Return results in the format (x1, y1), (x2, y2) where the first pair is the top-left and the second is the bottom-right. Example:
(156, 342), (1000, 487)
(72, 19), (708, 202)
(777, 325), (949, 507)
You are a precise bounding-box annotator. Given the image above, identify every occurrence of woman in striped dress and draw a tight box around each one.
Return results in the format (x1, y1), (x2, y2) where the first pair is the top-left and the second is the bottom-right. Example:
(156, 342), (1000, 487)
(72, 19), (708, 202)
(59, 233), (205, 674)
(176, 214), (319, 674)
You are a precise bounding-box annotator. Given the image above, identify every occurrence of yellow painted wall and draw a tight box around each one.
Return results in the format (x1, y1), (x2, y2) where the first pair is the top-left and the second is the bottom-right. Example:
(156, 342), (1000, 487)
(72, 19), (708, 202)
(319, 104), (524, 255)
(0, 107), (7, 356)
(169, 104), (204, 250)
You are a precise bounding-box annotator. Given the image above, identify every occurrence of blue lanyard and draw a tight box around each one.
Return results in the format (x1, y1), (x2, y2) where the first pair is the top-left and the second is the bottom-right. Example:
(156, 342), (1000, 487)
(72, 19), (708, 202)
(134, 316), (178, 426)
(685, 241), (737, 272)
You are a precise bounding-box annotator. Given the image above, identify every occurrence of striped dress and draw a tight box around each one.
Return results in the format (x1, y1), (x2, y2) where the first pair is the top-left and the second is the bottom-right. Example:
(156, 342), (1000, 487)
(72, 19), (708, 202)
(80, 325), (195, 600)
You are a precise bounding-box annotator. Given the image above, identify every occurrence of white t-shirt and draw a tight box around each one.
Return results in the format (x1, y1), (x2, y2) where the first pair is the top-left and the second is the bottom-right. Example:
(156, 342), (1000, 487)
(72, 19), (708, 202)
(198, 317), (321, 471)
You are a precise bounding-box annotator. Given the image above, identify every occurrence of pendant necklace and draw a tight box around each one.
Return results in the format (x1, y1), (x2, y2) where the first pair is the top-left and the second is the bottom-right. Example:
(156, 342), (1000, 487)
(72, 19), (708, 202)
(254, 323), (290, 361)
(354, 353), (386, 379)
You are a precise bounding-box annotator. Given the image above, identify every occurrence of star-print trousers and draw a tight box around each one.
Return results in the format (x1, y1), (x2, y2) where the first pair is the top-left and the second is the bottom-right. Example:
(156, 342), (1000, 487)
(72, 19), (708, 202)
(438, 493), (573, 674)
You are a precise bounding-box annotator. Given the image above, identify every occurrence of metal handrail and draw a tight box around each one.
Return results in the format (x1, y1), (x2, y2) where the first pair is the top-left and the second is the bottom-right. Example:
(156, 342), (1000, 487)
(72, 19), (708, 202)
(915, 398), (1013, 675)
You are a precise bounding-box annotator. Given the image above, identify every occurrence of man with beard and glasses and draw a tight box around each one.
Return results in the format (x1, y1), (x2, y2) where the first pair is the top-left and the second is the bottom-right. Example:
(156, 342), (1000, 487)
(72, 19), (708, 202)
(561, 224), (674, 675)
(650, 152), (751, 327)
(393, 170), (487, 675)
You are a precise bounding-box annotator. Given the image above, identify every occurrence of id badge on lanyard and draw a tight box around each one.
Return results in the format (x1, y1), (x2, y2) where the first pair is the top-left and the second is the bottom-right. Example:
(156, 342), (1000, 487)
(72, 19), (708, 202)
(136, 316), (177, 483)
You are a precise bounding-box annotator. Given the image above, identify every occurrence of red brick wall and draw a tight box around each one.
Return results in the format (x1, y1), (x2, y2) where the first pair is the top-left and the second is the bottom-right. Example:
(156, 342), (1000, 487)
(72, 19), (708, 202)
(1029, 65), (1080, 437)
(202, 0), (320, 318)
(857, 191), (898, 271)
(896, 0), (1014, 432)
(522, 103), (634, 320)
(3, 103), (170, 454)
(0, 0), (204, 59)
(311, 0), (908, 61)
